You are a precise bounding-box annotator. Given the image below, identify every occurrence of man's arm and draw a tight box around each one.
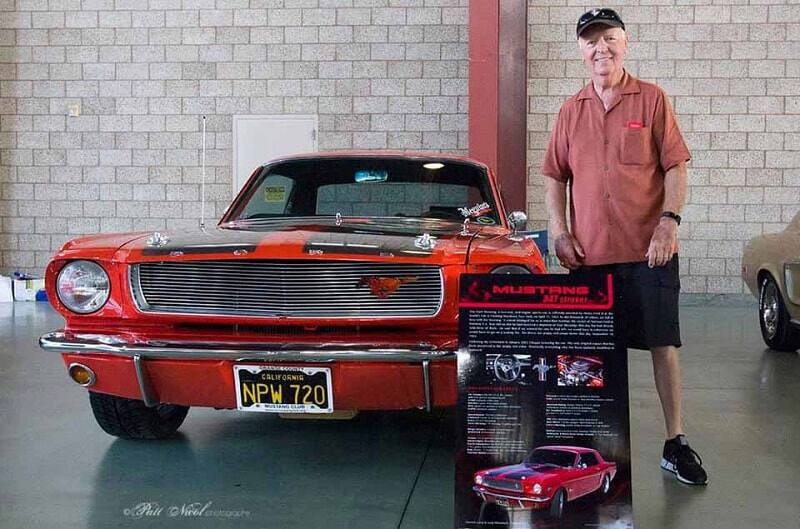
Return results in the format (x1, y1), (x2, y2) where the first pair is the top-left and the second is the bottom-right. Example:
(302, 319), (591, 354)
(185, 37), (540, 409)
(544, 177), (585, 269)
(646, 161), (688, 267)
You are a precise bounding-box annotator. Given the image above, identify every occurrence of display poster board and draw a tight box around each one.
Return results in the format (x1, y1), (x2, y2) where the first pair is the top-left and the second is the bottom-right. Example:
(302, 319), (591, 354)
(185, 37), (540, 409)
(455, 273), (633, 529)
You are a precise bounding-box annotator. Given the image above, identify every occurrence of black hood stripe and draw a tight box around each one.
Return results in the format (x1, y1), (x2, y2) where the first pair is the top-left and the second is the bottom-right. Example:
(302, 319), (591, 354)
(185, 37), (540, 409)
(143, 244), (258, 256)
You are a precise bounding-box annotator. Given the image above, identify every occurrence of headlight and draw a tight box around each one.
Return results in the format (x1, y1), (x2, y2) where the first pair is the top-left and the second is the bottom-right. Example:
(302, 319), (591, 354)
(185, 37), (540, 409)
(491, 264), (530, 274)
(475, 475), (484, 485)
(532, 483), (542, 494)
(56, 260), (110, 314)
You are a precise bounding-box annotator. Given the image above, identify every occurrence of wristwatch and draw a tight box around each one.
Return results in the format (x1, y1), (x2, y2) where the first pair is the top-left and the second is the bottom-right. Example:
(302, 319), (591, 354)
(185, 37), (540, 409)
(661, 211), (681, 225)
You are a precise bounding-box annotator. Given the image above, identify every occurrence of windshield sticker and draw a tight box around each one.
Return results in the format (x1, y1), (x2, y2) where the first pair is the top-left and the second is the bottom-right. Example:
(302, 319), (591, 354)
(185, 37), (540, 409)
(264, 186), (286, 202)
(475, 216), (495, 225)
(458, 202), (492, 218)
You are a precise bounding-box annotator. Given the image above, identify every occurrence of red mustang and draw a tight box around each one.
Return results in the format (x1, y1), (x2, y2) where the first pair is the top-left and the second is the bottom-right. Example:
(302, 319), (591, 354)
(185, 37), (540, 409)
(473, 446), (617, 518)
(40, 152), (545, 439)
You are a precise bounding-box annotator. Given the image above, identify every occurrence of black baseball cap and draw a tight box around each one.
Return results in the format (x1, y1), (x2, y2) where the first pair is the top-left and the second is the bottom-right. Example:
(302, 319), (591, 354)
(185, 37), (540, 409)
(576, 8), (625, 38)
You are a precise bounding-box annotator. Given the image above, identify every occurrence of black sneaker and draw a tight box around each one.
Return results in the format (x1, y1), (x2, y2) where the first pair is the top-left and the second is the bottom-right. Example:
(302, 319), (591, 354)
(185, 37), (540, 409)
(660, 435), (708, 485)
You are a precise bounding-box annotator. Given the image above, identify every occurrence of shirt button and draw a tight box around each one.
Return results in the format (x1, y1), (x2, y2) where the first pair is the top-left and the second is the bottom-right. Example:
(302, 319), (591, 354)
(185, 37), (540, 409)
(605, 193), (611, 198)
(603, 139), (609, 145)
(603, 166), (609, 171)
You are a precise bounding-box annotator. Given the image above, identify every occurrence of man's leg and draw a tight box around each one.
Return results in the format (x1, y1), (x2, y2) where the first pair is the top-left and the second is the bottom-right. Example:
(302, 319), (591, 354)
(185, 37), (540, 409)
(650, 345), (683, 438)
(652, 345), (707, 484)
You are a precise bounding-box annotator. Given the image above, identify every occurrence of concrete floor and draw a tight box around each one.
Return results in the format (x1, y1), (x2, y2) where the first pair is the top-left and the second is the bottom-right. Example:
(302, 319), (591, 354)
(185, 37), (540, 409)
(1, 301), (798, 529)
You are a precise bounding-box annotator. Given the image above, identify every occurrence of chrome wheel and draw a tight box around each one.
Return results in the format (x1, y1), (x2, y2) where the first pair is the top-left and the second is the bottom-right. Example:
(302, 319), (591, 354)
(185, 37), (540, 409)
(760, 280), (779, 340)
(758, 275), (800, 352)
(601, 474), (611, 494)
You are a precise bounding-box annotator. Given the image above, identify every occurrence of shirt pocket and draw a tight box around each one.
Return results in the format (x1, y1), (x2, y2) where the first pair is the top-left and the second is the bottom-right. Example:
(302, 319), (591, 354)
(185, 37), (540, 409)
(620, 126), (648, 165)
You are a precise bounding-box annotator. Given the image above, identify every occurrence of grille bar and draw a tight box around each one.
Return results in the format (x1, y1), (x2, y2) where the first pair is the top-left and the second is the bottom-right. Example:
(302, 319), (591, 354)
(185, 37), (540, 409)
(131, 261), (443, 318)
(483, 478), (523, 492)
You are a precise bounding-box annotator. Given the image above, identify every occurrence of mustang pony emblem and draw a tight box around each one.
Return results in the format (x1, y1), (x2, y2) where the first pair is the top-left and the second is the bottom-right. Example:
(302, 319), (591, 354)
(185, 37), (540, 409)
(358, 276), (418, 298)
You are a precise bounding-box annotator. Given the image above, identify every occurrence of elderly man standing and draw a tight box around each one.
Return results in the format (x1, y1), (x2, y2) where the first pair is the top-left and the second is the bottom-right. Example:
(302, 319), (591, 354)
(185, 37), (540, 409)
(542, 8), (708, 486)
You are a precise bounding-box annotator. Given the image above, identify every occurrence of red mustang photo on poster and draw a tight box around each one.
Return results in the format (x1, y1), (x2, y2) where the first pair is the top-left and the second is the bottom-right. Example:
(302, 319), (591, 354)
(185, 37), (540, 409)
(473, 446), (617, 518)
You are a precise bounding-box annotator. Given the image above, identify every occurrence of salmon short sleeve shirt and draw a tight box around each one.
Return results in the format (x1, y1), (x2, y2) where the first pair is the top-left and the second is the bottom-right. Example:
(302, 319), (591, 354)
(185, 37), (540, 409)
(541, 71), (690, 266)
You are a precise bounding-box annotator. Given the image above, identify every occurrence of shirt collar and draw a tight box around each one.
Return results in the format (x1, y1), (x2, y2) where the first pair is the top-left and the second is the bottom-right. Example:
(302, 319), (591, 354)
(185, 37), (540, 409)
(577, 70), (640, 100)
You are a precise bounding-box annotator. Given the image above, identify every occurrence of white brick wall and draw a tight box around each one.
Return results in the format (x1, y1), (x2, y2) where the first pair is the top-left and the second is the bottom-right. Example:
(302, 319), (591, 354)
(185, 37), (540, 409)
(0, 0), (469, 274)
(527, 1), (800, 294)
(2, 1), (797, 294)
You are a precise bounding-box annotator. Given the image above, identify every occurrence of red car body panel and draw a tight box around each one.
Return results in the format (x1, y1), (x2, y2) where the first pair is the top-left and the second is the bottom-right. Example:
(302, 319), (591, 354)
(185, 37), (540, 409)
(42, 151), (545, 412)
(473, 446), (617, 510)
(59, 353), (457, 410)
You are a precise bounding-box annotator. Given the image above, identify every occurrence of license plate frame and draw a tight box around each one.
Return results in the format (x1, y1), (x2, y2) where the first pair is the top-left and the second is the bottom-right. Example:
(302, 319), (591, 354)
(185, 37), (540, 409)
(233, 365), (333, 414)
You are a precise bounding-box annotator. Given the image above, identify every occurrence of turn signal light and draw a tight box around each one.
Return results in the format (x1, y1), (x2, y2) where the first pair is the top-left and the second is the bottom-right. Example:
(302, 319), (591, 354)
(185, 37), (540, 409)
(68, 363), (96, 387)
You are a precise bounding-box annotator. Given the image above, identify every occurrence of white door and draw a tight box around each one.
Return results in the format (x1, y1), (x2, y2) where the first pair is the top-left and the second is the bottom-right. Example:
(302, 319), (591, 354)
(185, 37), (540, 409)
(232, 115), (317, 196)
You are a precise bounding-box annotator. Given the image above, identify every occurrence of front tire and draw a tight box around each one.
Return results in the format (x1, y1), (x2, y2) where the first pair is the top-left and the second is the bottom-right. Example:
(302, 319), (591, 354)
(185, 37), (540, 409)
(89, 392), (189, 440)
(549, 488), (566, 519)
(759, 275), (800, 352)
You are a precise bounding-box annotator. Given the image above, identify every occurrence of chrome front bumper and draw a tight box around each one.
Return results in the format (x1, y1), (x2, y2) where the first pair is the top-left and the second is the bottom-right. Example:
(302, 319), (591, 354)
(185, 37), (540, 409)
(472, 486), (550, 509)
(40, 331), (456, 411)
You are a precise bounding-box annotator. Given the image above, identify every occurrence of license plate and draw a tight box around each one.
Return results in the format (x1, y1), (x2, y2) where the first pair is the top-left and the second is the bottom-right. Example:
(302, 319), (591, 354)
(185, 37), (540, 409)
(496, 499), (509, 507)
(234, 365), (333, 413)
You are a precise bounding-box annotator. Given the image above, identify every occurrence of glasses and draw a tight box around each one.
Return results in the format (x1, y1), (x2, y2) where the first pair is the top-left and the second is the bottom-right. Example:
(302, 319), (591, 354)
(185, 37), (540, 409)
(577, 8), (624, 29)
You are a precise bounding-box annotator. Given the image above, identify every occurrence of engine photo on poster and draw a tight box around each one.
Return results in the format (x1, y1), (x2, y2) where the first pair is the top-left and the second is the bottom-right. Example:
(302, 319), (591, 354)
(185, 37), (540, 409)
(455, 273), (633, 529)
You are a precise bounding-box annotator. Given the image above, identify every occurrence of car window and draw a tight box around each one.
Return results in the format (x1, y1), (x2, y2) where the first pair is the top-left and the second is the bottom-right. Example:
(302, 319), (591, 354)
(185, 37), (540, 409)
(228, 157), (499, 225)
(790, 210), (800, 231)
(239, 174), (294, 218)
(579, 453), (598, 466)
(317, 182), (469, 217)
(525, 449), (577, 468)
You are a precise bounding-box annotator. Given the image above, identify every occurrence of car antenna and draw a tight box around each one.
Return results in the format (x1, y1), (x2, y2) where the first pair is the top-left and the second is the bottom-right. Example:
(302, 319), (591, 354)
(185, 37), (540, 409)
(200, 115), (207, 232)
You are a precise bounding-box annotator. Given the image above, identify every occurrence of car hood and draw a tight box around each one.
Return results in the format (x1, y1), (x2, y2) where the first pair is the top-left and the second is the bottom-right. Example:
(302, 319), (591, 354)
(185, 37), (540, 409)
(113, 219), (504, 266)
(483, 463), (567, 481)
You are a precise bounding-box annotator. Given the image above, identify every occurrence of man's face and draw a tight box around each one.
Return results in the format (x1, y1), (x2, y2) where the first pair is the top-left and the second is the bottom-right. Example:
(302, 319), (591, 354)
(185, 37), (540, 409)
(578, 25), (627, 78)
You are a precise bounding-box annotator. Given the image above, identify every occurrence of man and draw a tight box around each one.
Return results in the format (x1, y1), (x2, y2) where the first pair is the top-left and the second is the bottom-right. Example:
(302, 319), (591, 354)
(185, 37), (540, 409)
(542, 8), (708, 486)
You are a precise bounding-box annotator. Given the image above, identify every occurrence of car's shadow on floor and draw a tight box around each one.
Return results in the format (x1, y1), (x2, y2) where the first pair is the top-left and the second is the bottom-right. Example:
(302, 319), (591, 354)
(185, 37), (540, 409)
(86, 409), (454, 529)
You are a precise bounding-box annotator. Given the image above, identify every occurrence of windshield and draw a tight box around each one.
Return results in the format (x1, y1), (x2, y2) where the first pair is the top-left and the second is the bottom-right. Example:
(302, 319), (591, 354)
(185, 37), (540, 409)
(227, 157), (500, 225)
(524, 449), (576, 468)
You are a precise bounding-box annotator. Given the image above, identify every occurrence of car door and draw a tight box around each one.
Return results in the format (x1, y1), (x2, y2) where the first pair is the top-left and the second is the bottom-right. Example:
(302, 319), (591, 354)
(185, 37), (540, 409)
(574, 452), (603, 498)
(558, 453), (584, 500)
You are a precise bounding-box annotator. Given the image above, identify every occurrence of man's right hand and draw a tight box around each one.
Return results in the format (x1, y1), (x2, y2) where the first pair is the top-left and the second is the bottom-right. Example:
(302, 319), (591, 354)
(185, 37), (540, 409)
(554, 233), (585, 270)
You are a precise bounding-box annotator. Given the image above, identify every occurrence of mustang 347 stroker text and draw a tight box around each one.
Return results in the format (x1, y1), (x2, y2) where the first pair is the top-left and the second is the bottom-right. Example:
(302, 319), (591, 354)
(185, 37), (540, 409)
(40, 152), (545, 439)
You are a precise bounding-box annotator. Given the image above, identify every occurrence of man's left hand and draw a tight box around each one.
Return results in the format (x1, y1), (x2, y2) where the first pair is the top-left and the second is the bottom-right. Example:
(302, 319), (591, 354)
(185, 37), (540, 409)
(645, 218), (678, 267)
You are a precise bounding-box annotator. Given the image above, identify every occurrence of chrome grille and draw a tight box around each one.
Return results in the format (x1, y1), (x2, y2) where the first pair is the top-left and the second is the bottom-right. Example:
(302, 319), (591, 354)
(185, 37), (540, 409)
(483, 478), (522, 492)
(130, 261), (443, 318)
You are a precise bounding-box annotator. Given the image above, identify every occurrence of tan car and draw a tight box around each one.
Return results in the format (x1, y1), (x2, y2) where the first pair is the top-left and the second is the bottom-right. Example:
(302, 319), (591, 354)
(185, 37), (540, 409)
(742, 211), (800, 351)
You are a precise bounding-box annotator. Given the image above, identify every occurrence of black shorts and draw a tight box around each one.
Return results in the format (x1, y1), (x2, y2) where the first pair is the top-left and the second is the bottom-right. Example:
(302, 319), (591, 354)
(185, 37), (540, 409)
(571, 255), (682, 350)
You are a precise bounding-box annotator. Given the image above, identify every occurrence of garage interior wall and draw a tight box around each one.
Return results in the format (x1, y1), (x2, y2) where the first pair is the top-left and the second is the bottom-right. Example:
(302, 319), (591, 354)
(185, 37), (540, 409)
(526, 2), (800, 294)
(0, 0), (469, 275)
(0, 1), (797, 295)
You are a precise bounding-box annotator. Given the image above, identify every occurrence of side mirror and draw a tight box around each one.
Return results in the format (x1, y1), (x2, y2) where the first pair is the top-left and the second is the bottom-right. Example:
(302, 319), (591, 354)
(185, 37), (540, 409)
(507, 211), (527, 237)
